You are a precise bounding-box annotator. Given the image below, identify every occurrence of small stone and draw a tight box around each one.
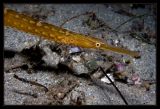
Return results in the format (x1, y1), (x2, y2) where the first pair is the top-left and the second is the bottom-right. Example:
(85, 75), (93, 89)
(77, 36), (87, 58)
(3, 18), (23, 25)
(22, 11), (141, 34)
(72, 55), (81, 62)
(60, 57), (65, 62)
(115, 39), (119, 44)
(114, 71), (128, 80)
(57, 92), (64, 99)
(77, 80), (80, 83)
(114, 39), (120, 46)
(85, 60), (98, 71)
(82, 53), (92, 61)
(42, 46), (60, 68)
(91, 72), (103, 79)
(72, 63), (89, 75)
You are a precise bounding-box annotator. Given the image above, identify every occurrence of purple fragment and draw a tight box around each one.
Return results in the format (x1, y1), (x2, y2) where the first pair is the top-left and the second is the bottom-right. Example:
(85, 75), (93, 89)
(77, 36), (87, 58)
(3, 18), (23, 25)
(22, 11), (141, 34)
(69, 47), (81, 54)
(115, 63), (125, 72)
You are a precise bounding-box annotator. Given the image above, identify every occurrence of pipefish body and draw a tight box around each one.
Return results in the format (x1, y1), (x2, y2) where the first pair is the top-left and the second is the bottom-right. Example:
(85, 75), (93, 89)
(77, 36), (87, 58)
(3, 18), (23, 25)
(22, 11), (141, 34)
(4, 8), (140, 58)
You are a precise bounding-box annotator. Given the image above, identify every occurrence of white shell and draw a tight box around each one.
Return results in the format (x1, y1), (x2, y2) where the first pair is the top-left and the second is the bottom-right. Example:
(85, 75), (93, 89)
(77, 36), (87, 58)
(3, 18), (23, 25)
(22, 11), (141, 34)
(100, 74), (114, 84)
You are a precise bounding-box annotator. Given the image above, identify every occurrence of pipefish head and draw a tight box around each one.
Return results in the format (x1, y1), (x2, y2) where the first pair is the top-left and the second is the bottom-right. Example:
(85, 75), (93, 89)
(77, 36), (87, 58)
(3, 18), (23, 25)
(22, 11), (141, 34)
(94, 41), (141, 58)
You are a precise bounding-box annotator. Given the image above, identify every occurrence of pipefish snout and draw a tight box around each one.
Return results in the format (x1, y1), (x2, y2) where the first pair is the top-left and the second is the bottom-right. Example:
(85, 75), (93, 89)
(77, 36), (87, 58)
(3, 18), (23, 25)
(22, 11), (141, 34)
(4, 8), (140, 58)
(99, 43), (140, 58)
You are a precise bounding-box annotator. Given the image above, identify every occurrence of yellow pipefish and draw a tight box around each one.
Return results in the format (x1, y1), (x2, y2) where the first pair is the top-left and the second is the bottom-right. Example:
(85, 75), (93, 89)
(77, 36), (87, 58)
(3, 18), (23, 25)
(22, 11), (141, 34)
(4, 8), (140, 58)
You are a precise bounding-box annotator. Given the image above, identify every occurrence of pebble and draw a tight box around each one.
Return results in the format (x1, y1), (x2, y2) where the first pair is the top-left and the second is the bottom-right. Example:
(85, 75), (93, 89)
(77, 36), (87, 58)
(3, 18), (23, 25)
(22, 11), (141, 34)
(115, 71), (128, 80)
(57, 92), (64, 99)
(42, 46), (60, 68)
(85, 60), (98, 71)
(72, 55), (81, 62)
(72, 63), (89, 75)
(91, 72), (103, 79)
(60, 57), (65, 62)
(114, 39), (120, 46)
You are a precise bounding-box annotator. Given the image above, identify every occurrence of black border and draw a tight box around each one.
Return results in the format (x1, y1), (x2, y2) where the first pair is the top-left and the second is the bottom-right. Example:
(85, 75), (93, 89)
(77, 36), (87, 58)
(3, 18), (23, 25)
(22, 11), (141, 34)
(2, 0), (158, 4)
(1, 0), (158, 108)
(1, 0), (4, 107)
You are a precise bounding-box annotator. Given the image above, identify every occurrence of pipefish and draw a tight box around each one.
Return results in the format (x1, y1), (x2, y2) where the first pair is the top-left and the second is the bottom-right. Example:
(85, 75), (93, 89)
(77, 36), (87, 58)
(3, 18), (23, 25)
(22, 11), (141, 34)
(4, 8), (140, 58)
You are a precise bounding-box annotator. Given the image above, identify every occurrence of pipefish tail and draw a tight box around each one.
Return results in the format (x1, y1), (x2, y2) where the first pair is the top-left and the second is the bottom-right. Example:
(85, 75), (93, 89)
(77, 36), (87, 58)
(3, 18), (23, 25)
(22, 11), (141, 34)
(4, 8), (140, 58)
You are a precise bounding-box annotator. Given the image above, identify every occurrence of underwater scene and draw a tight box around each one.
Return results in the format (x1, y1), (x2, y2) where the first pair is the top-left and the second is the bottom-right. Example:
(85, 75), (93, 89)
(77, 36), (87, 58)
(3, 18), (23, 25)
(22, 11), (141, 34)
(4, 4), (156, 105)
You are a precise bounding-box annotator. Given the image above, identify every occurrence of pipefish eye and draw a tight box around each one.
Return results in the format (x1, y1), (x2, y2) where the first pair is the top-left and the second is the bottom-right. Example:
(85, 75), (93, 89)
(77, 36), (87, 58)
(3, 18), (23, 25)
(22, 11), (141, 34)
(96, 42), (101, 48)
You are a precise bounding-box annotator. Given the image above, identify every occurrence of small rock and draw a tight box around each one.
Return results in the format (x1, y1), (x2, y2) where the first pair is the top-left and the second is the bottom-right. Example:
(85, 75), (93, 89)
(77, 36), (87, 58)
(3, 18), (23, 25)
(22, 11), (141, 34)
(114, 71), (128, 80)
(57, 92), (64, 99)
(60, 57), (65, 62)
(85, 60), (98, 71)
(114, 39), (119, 44)
(91, 72), (103, 79)
(42, 46), (60, 68)
(72, 63), (89, 75)
(70, 91), (86, 105)
(114, 39), (120, 46)
(72, 55), (81, 62)
(82, 53), (94, 61)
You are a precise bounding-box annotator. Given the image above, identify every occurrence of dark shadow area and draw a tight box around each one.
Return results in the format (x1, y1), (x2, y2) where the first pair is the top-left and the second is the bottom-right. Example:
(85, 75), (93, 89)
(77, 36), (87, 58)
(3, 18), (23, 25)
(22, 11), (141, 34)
(4, 47), (91, 81)
(4, 50), (17, 58)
